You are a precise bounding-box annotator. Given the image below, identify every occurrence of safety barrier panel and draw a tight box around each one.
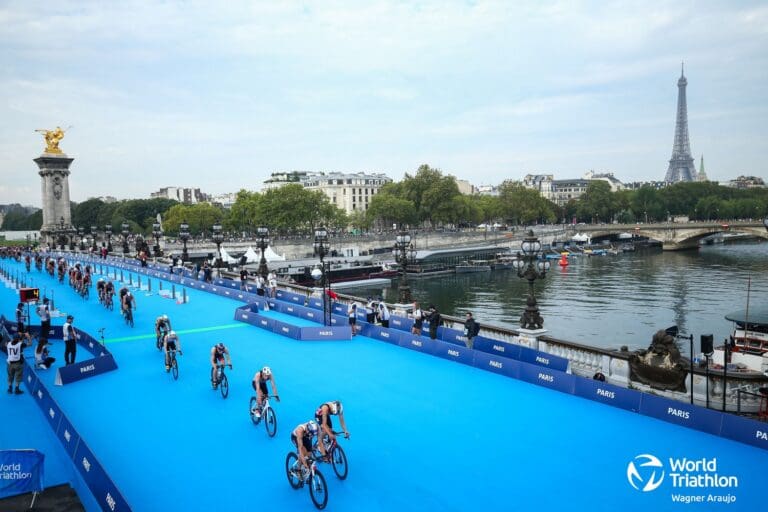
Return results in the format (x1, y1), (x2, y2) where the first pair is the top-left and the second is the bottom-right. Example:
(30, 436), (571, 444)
(638, 393), (724, 436)
(573, 378), (642, 412)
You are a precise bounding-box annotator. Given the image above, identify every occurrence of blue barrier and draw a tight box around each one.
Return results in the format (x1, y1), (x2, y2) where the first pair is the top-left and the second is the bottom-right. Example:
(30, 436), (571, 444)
(398, 335), (433, 354)
(73, 440), (132, 512)
(719, 414), (768, 450)
(299, 327), (352, 341)
(55, 354), (119, 386)
(519, 363), (576, 394)
(573, 377), (642, 412)
(389, 316), (413, 332)
(331, 303), (346, 315)
(638, 394), (724, 436)
(272, 320), (301, 339)
(473, 337), (521, 359)
(370, 326), (403, 345)
(471, 351), (520, 379)
(519, 346), (570, 372)
(440, 328), (469, 346)
(55, 412), (81, 459)
(432, 341), (474, 366)
(276, 290), (305, 304)
(308, 298), (324, 310)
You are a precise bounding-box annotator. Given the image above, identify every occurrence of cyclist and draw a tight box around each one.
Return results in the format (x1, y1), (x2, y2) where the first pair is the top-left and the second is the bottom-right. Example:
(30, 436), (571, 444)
(290, 420), (325, 473)
(96, 278), (106, 302)
(104, 280), (115, 306)
(163, 330), (182, 371)
(210, 342), (232, 389)
(251, 366), (280, 418)
(118, 285), (130, 312)
(155, 314), (172, 346)
(121, 289), (136, 318)
(315, 400), (350, 443)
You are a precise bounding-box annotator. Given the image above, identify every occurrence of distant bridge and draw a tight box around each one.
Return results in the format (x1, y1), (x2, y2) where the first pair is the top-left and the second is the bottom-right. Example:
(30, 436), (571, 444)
(569, 220), (768, 251)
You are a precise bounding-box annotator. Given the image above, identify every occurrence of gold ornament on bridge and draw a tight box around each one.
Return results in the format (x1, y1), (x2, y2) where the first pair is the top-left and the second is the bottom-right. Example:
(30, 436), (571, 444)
(35, 126), (70, 154)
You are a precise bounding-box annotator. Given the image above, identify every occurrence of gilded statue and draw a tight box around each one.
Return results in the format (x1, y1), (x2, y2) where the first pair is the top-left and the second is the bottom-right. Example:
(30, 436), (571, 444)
(35, 126), (69, 154)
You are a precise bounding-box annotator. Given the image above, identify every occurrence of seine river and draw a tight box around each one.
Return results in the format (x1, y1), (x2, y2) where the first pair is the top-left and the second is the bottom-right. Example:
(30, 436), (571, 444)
(354, 240), (768, 353)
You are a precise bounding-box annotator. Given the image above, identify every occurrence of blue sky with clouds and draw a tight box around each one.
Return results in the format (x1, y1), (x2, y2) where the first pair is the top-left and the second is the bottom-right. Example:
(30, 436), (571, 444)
(1, 1), (767, 206)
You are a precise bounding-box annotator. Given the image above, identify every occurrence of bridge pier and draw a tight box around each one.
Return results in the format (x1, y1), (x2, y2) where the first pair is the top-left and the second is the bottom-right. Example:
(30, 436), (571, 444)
(661, 240), (699, 251)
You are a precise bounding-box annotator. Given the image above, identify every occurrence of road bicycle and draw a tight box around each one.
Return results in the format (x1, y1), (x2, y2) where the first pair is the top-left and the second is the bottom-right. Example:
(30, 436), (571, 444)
(212, 363), (231, 399)
(249, 394), (279, 437)
(124, 306), (134, 327)
(313, 431), (349, 480)
(156, 326), (169, 351)
(285, 451), (328, 510)
(167, 349), (182, 380)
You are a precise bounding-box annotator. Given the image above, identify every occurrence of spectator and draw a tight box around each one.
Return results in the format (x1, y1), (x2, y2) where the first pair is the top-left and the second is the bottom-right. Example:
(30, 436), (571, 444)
(426, 305), (441, 340)
(15, 302), (26, 334)
(203, 262), (212, 283)
(240, 268), (249, 291)
(593, 372), (606, 382)
(35, 338), (55, 370)
(378, 301), (390, 328)
(36, 297), (51, 339)
(255, 274), (265, 296)
(411, 302), (424, 336)
(347, 303), (358, 335)
(63, 315), (79, 365)
(365, 297), (377, 324)
(268, 272), (277, 298)
(6, 334), (26, 394)
(463, 312), (480, 349)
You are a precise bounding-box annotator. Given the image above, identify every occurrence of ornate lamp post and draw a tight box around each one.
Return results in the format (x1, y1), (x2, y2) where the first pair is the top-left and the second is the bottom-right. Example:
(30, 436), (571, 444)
(763, 217), (768, 232)
(104, 224), (113, 253)
(152, 222), (163, 257)
(256, 226), (270, 278)
(313, 226), (331, 326)
(393, 228), (415, 304)
(91, 225), (98, 251)
(212, 222), (224, 270)
(512, 231), (550, 331)
(179, 220), (190, 262)
(58, 216), (67, 249)
(77, 227), (85, 251)
(121, 222), (130, 255)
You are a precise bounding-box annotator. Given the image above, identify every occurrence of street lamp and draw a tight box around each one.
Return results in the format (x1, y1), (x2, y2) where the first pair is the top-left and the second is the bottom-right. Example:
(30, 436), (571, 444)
(179, 220), (190, 262)
(512, 230), (550, 330)
(313, 226), (331, 326)
(91, 225), (98, 251)
(393, 228), (416, 304)
(121, 222), (130, 255)
(105, 224), (113, 253)
(78, 226), (85, 251)
(152, 222), (163, 257)
(763, 217), (768, 232)
(212, 222), (224, 270)
(256, 226), (270, 278)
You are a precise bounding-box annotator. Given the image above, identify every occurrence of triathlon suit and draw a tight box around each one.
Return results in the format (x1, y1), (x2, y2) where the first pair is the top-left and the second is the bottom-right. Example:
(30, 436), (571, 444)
(314, 403), (335, 430)
(165, 333), (178, 351)
(214, 347), (226, 365)
(255, 372), (269, 395)
(291, 424), (315, 453)
(97, 281), (105, 294)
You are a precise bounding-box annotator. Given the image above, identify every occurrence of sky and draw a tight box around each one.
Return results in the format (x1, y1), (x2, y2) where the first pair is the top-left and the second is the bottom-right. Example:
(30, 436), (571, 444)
(1, 0), (767, 207)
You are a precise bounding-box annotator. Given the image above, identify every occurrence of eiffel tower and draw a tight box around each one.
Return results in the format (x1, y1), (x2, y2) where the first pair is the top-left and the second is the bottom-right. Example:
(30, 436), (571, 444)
(664, 64), (696, 182)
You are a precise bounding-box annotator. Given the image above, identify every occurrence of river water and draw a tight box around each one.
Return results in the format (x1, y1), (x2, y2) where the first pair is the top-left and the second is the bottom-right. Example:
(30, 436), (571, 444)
(352, 240), (768, 353)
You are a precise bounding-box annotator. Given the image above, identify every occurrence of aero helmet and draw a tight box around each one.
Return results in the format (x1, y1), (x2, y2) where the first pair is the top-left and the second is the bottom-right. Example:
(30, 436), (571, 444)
(306, 420), (319, 435)
(261, 366), (272, 377)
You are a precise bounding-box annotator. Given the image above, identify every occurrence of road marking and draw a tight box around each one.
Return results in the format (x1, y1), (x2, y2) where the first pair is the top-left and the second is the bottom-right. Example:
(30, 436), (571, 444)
(104, 323), (247, 344)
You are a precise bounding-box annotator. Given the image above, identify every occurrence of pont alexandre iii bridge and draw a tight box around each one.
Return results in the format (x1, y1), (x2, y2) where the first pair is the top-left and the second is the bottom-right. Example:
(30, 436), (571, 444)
(572, 220), (768, 251)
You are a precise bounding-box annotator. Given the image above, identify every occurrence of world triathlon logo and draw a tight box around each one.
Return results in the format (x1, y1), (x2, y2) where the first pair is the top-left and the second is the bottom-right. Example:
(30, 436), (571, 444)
(627, 454), (665, 492)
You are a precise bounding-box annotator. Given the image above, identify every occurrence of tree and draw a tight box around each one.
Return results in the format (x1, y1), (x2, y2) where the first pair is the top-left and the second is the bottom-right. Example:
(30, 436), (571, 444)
(163, 203), (225, 236)
(366, 194), (417, 230)
(498, 182), (556, 225)
(577, 181), (615, 223)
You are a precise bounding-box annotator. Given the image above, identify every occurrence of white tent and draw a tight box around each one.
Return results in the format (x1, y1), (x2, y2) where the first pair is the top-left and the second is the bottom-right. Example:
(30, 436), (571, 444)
(571, 233), (591, 243)
(263, 245), (286, 262)
(243, 247), (260, 263)
(218, 247), (239, 264)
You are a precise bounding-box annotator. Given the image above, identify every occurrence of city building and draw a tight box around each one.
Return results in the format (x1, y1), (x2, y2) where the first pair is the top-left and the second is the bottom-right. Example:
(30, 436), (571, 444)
(522, 174), (554, 200)
(262, 171), (320, 191)
(550, 179), (591, 206)
(583, 171), (624, 192)
(697, 155), (708, 182)
(664, 64), (697, 182)
(455, 179), (475, 195)
(724, 176), (766, 189)
(150, 187), (207, 204)
(208, 192), (238, 209)
(475, 184), (500, 196)
(86, 195), (118, 203)
(302, 172), (392, 214)
(623, 181), (669, 191)
(523, 173), (616, 206)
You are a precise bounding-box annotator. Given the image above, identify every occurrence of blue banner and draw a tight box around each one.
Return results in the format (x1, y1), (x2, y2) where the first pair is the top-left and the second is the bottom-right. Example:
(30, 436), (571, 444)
(519, 346), (570, 372)
(440, 328), (468, 346)
(299, 327), (352, 341)
(519, 363), (576, 394)
(398, 335), (433, 354)
(473, 337), (521, 359)
(432, 341), (474, 365)
(0, 450), (44, 498)
(276, 290), (305, 304)
(55, 355), (119, 386)
(55, 412), (81, 459)
(331, 303), (347, 315)
(388, 316), (413, 332)
(638, 394), (724, 436)
(471, 351), (520, 379)
(73, 441), (132, 512)
(370, 326), (403, 345)
(720, 413), (768, 451)
(308, 298), (324, 310)
(272, 321), (301, 339)
(302, 308), (321, 323)
(573, 377), (642, 412)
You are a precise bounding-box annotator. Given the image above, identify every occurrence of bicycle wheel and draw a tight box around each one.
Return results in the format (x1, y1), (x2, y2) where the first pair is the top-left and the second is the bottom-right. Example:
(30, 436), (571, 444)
(264, 406), (277, 437)
(156, 336), (163, 351)
(285, 452), (302, 489)
(220, 373), (229, 398)
(249, 396), (261, 425)
(331, 444), (348, 480)
(171, 355), (179, 380)
(309, 468), (329, 510)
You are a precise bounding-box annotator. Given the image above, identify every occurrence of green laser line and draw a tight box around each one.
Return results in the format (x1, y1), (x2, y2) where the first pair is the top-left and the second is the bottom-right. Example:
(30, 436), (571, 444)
(104, 323), (247, 344)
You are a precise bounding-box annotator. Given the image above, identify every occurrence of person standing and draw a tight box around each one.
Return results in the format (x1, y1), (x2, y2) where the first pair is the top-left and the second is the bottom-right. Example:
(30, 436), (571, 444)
(348, 303), (358, 335)
(411, 302), (424, 336)
(463, 312), (479, 349)
(426, 305), (441, 340)
(6, 334), (26, 394)
(268, 272), (277, 298)
(378, 301), (390, 328)
(36, 297), (51, 339)
(15, 302), (27, 334)
(63, 315), (79, 365)
(240, 268), (249, 291)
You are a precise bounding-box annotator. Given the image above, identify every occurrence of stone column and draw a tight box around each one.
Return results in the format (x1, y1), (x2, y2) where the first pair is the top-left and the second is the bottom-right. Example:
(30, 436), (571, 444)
(516, 327), (548, 351)
(34, 153), (75, 246)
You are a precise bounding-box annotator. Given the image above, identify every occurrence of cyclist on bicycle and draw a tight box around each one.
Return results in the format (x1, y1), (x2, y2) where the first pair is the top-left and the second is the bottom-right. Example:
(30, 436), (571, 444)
(104, 280), (115, 304)
(315, 400), (350, 443)
(291, 420), (325, 472)
(163, 330), (182, 371)
(210, 342), (232, 389)
(251, 366), (280, 418)
(96, 278), (106, 301)
(121, 290), (136, 317)
(155, 314), (172, 345)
